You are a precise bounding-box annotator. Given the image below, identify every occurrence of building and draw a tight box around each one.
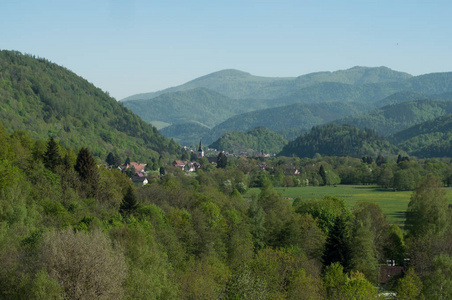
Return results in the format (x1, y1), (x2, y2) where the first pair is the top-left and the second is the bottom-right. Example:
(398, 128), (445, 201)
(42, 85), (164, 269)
(197, 139), (204, 159)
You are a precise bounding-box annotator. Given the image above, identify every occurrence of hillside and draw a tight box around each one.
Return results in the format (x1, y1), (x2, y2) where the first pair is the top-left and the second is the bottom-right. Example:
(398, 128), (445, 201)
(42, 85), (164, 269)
(160, 121), (211, 146)
(209, 126), (287, 154)
(122, 66), (411, 101)
(204, 101), (370, 144)
(0, 50), (181, 161)
(279, 124), (399, 158)
(333, 99), (452, 137)
(122, 87), (258, 128)
(391, 114), (452, 157)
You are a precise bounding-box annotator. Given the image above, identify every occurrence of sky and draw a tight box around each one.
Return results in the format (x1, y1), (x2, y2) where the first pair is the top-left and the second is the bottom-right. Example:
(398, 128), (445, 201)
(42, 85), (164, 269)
(1, 0), (452, 100)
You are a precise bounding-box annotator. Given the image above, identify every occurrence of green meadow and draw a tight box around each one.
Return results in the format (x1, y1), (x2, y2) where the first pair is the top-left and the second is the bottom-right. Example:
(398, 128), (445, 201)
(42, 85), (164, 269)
(246, 185), (452, 225)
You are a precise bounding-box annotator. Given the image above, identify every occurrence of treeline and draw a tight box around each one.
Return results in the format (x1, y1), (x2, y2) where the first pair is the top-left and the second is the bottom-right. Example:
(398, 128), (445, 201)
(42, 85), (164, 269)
(214, 153), (452, 191)
(279, 124), (399, 159)
(2, 125), (452, 298)
(209, 127), (288, 155)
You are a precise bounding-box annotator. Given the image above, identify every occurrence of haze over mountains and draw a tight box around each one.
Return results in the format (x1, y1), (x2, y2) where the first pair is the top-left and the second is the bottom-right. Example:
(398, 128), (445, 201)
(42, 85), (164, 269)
(2, 49), (452, 160)
(122, 67), (452, 157)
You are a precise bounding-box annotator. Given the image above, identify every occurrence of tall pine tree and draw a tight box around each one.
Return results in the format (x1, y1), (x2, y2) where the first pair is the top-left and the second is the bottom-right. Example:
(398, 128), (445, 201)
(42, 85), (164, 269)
(75, 147), (99, 198)
(120, 186), (138, 216)
(43, 137), (61, 172)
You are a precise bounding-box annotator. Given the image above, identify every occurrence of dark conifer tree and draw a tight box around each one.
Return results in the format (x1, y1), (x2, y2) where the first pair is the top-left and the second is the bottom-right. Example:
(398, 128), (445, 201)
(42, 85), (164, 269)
(75, 147), (99, 198)
(376, 155), (385, 166)
(43, 137), (61, 172)
(217, 152), (228, 168)
(120, 186), (138, 216)
(319, 165), (327, 186)
(106, 152), (116, 166)
(323, 216), (352, 271)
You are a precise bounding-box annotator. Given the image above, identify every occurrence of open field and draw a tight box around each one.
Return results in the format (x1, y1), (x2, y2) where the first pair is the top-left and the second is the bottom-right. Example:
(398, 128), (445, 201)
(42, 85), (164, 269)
(245, 185), (452, 225)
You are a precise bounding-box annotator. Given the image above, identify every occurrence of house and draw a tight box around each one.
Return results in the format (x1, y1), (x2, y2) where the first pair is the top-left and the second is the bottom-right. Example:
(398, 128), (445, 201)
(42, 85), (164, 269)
(283, 166), (300, 175)
(172, 160), (186, 170)
(131, 173), (149, 186)
(184, 162), (201, 172)
(379, 265), (405, 284)
(128, 162), (147, 173)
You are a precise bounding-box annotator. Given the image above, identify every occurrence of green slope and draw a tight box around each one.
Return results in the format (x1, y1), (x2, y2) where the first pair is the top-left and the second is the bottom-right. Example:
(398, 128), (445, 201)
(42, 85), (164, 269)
(204, 101), (369, 144)
(279, 124), (399, 158)
(160, 121), (211, 146)
(122, 87), (256, 128)
(334, 99), (452, 137)
(0, 50), (181, 161)
(122, 66), (412, 101)
(391, 114), (452, 157)
(209, 126), (287, 154)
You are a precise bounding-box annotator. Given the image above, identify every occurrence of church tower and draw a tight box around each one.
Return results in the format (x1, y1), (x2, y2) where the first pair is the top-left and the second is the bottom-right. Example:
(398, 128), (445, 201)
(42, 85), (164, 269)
(197, 139), (204, 159)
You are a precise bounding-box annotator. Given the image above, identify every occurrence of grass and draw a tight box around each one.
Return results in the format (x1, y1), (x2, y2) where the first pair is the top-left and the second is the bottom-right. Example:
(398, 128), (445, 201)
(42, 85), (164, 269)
(245, 185), (452, 226)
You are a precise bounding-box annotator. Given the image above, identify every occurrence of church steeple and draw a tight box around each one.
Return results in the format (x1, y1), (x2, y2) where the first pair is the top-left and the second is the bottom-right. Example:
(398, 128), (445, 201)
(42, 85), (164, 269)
(197, 139), (204, 159)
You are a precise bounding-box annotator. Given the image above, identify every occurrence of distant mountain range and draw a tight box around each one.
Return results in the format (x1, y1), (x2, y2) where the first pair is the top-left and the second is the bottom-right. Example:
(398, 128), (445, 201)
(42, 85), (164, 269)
(3, 50), (452, 159)
(122, 66), (452, 149)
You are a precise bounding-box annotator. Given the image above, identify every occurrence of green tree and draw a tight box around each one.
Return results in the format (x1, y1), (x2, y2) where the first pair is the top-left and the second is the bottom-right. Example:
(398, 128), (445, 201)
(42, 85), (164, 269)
(423, 254), (452, 299)
(319, 165), (327, 186)
(75, 147), (99, 198)
(323, 216), (351, 271)
(396, 268), (423, 300)
(120, 186), (138, 216)
(43, 137), (61, 172)
(106, 152), (120, 167)
(405, 175), (449, 237)
(217, 152), (228, 168)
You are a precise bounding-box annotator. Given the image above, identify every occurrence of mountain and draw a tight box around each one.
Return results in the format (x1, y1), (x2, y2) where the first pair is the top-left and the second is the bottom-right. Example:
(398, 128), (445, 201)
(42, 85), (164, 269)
(209, 127), (287, 155)
(122, 87), (262, 128)
(122, 66), (412, 102)
(373, 91), (429, 107)
(333, 99), (452, 137)
(160, 121), (211, 146)
(0, 50), (181, 161)
(391, 114), (452, 157)
(279, 124), (399, 158)
(204, 101), (370, 144)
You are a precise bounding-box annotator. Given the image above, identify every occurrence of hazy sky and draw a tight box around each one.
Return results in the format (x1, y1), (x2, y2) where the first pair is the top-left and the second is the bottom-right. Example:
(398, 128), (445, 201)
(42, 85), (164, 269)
(2, 0), (451, 100)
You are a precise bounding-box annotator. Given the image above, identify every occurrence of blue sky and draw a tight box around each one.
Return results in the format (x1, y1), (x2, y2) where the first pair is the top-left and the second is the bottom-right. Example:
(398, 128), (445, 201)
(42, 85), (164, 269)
(1, 0), (451, 100)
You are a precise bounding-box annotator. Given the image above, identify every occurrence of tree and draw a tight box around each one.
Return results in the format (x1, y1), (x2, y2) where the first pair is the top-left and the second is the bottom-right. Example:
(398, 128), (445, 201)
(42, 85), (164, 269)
(405, 175), (449, 237)
(423, 254), (452, 299)
(217, 152), (228, 168)
(106, 152), (120, 167)
(323, 216), (352, 271)
(396, 268), (423, 300)
(120, 186), (138, 216)
(36, 229), (127, 299)
(319, 165), (327, 186)
(43, 137), (61, 172)
(75, 147), (99, 198)
(349, 220), (378, 283)
(248, 198), (266, 251)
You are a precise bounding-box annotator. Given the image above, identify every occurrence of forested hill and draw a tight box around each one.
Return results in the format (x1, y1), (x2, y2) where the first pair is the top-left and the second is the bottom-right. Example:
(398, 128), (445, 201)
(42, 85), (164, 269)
(122, 87), (257, 128)
(204, 101), (369, 144)
(333, 99), (452, 137)
(0, 50), (181, 160)
(122, 66), (412, 101)
(279, 124), (399, 158)
(209, 127), (288, 155)
(391, 114), (452, 158)
(160, 121), (211, 146)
